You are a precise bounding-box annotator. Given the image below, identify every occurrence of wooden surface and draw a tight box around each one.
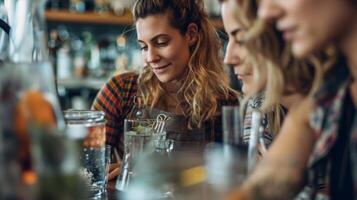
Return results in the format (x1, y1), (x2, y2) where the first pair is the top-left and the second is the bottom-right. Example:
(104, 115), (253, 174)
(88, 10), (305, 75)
(45, 10), (224, 29)
(45, 10), (134, 25)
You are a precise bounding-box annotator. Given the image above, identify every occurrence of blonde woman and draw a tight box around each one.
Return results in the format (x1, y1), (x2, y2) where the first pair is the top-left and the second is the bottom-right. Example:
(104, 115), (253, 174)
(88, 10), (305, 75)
(220, 0), (314, 150)
(226, 0), (357, 199)
(92, 0), (239, 180)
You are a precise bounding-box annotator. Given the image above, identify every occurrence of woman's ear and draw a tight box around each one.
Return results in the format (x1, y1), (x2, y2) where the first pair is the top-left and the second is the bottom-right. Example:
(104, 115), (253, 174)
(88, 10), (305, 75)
(186, 23), (199, 46)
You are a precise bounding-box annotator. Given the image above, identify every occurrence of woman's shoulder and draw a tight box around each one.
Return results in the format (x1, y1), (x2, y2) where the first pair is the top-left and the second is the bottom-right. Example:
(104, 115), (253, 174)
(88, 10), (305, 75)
(97, 72), (139, 101)
(109, 72), (139, 84)
(104, 72), (139, 90)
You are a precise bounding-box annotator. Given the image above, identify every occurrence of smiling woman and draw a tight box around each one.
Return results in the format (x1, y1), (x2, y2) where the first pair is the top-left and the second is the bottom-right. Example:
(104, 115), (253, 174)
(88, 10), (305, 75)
(92, 0), (239, 181)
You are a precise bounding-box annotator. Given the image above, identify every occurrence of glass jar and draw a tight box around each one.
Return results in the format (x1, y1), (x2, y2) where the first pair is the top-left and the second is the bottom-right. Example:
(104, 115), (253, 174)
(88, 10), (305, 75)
(0, 0), (84, 199)
(64, 110), (107, 198)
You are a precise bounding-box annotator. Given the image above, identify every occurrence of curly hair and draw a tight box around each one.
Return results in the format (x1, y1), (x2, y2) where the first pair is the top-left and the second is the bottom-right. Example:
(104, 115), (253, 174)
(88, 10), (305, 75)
(133, 0), (238, 128)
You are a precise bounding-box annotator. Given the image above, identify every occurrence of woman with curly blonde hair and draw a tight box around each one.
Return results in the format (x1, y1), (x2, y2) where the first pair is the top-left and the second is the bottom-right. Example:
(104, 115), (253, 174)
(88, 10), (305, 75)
(92, 0), (239, 180)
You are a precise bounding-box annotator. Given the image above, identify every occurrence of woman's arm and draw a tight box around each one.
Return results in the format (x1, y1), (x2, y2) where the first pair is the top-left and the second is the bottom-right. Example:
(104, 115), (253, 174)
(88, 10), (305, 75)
(226, 97), (317, 200)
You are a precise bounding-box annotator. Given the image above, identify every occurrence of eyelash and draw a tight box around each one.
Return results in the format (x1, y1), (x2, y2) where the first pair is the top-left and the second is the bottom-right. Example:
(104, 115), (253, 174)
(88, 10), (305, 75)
(235, 39), (245, 46)
(140, 41), (168, 51)
(156, 41), (168, 47)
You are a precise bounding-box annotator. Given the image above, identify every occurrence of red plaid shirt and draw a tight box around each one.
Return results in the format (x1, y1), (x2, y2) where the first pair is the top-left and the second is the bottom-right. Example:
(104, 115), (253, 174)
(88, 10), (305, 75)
(307, 60), (357, 198)
(92, 72), (139, 156)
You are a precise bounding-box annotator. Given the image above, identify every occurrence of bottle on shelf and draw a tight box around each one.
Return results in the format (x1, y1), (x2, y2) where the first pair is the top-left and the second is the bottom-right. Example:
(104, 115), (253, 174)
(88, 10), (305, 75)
(69, 0), (86, 13)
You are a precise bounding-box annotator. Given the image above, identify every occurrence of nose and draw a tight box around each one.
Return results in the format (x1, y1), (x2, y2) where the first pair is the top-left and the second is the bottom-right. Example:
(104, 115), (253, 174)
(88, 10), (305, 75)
(258, 0), (283, 22)
(145, 47), (160, 63)
(224, 40), (242, 66)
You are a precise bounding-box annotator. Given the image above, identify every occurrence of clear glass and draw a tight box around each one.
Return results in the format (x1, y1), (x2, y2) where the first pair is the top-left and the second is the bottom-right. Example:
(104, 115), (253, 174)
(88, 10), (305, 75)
(222, 106), (243, 146)
(0, 0), (9, 61)
(6, 0), (49, 62)
(64, 110), (106, 199)
(0, 62), (67, 199)
(204, 143), (248, 199)
(116, 119), (157, 191)
(247, 109), (263, 174)
(30, 128), (88, 200)
(0, 0), (84, 199)
(116, 118), (172, 191)
(123, 152), (205, 200)
(104, 145), (112, 186)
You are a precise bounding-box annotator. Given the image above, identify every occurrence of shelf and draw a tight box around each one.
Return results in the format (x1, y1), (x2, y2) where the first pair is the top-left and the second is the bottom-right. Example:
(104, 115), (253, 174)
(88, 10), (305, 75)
(45, 10), (224, 29)
(57, 78), (107, 90)
(45, 10), (134, 25)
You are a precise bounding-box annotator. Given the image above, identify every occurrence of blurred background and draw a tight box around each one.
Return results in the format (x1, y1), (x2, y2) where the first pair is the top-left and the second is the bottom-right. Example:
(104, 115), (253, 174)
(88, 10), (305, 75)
(45, 0), (240, 110)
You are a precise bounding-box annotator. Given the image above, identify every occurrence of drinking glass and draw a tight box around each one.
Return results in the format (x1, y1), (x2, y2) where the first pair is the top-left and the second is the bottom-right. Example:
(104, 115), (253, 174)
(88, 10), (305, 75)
(116, 118), (172, 191)
(123, 151), (205, 200)
(247, 109), (266, 174)
(104, 145), (112, 186)
(64, 110), (107, 199)
(116, 119), (157, 191)
(205, 143), (248, 199)
(222, 106), (242, 146)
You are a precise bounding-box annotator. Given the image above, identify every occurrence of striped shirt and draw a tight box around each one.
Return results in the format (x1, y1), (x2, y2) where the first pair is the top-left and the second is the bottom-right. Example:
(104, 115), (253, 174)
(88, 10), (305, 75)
(242, 93), (281, 152)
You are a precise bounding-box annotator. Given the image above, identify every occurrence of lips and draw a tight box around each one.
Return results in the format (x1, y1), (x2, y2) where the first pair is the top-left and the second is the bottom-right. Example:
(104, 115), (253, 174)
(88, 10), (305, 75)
(277, 23), (297, 41)
(282, 28), (297, 41)
(152, 64), (170, 73)
(237, 74), (251, 81)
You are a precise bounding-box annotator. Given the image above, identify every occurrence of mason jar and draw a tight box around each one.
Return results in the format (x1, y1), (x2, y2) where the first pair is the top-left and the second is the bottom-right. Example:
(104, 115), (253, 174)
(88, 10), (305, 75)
(64, 110), (108, 198)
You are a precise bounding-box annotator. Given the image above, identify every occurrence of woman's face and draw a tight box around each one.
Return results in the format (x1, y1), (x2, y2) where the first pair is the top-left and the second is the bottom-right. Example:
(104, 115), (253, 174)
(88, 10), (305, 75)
(222, 0), (266, 96)
(136, 12), (192, 83)
(259, 0), (355, 58)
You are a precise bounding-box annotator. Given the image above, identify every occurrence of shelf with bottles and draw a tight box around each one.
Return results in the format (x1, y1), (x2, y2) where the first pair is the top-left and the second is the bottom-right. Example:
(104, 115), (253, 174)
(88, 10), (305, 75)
(45, 10), (224, 29)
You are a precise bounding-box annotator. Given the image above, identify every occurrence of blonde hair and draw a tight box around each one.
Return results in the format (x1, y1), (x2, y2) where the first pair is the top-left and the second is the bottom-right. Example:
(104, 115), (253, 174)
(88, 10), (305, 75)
(220, 0), (316, 134)
(133, 0), (238, 128)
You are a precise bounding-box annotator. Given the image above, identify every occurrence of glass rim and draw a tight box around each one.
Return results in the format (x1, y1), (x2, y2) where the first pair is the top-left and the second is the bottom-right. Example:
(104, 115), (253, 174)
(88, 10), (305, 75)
(64, 110), (105, 124)
(124, 118), (157, 123)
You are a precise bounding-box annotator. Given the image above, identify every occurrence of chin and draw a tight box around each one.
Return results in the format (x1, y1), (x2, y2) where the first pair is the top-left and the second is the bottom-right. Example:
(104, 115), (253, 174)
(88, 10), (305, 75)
(155, 75), (174, 83)
(292, 37), (322, 58)
(241, 85), (250, 96)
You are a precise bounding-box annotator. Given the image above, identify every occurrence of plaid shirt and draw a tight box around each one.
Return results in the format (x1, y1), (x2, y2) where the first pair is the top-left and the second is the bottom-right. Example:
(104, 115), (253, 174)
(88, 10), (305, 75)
(92, 72), (139, 156)
(308, 60), (356, 198)
(308, 62), (351, 165)
(92, 72), (239, 156)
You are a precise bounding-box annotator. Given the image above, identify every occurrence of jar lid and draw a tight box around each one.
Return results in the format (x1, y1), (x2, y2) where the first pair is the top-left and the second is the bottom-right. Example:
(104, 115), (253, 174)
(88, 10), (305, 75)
(64, 110), (105, 126)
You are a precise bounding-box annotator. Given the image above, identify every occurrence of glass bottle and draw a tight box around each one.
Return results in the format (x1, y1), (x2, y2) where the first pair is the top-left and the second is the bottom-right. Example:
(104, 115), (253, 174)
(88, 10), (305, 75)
(1, 0), (85, 199)
(0, 0), (8, 62)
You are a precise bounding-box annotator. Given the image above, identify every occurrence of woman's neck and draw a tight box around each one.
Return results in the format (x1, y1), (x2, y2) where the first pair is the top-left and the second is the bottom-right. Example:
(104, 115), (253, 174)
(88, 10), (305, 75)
(162, 80), (180, 94)
(160, 80), (185, 114)
(281, 93), (304, 110)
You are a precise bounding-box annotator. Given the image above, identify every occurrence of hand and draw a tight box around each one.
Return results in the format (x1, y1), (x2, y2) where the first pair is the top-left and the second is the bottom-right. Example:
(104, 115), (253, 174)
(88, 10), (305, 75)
(108, 163), (121, 181)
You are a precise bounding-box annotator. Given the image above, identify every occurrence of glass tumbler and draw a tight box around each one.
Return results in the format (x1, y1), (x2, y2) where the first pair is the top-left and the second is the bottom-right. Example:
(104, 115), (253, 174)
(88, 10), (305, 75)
(64, 110), (106, 199)
(222, 106), (242, 146)
(116, 119), (158, 191)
